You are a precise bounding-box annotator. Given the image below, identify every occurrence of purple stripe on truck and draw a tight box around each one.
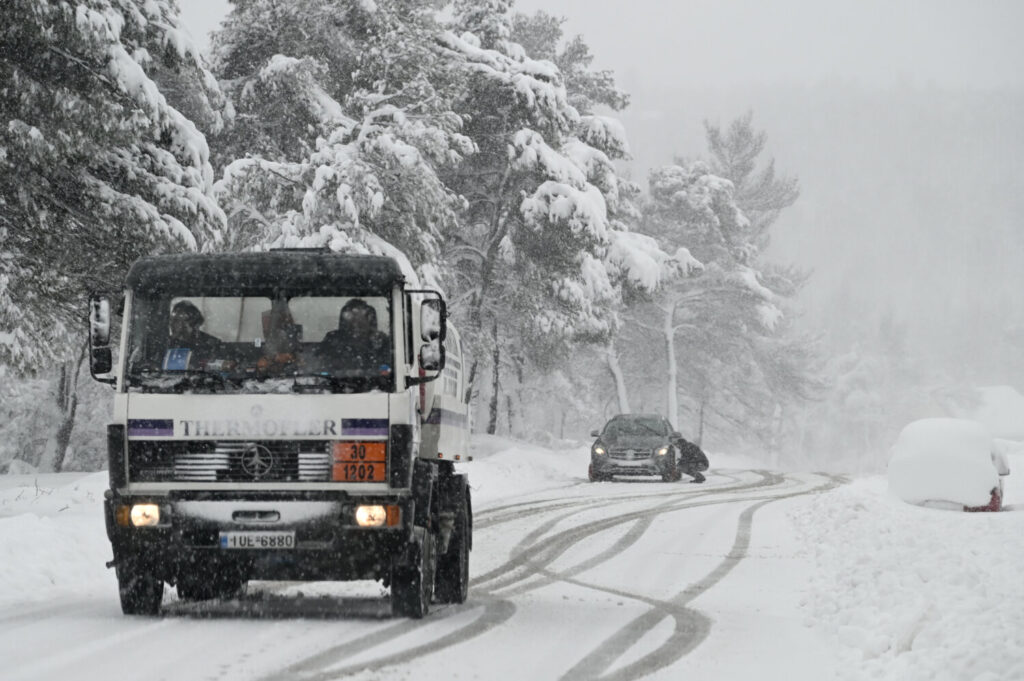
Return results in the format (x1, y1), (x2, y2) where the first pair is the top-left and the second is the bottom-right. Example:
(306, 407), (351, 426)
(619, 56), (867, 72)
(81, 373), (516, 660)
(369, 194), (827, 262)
(342, 418), (388, 437)
(128, 419), (174, 437)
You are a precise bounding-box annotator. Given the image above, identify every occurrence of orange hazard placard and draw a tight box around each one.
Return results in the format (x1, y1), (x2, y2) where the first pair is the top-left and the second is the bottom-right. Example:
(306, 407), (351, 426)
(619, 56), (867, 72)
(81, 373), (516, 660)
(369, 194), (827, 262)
(332, 442), (387, 482)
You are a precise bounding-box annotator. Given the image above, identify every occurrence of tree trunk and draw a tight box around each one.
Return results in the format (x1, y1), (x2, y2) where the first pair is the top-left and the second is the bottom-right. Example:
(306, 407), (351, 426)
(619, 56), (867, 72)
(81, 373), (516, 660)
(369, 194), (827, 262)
(696, 398), (706, 447)
(605, 342), (631, 414)
(487, 321), (500, 435)
(40, 344), (86, 473)
(663, 303), (679, 429)
(769, 402), (783, 470)
(505, 395), (514, 437)
(465, 357), (478, 407)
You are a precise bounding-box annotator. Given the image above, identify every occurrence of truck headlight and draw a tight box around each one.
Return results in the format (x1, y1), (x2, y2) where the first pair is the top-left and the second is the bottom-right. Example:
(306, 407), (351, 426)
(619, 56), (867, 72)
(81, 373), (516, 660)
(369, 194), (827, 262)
(355, 505), (401, 527)
(593, 446), (606, 456)
(130, 504), (160, 527)
(655, 446), (669, 456)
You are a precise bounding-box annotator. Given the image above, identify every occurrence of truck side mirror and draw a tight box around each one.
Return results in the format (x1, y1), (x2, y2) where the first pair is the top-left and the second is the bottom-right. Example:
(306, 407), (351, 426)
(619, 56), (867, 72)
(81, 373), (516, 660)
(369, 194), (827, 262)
(420, 297), (446, 342)
(419, 339), (445, 372)
(590, 429), (600, 438)
(89, 294), (116, 384)
(92, 347), (113, 375)
(90, 296), (111, 347)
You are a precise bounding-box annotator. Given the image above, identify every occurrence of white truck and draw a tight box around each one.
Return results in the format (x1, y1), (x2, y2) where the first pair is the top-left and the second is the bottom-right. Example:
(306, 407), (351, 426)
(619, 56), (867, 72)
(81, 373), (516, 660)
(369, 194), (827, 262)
(89, 249), (472, 618)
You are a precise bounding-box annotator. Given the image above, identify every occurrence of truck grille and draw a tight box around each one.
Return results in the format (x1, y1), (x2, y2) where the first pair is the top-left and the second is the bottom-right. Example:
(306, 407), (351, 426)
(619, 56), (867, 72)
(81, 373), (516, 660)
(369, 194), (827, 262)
(128, 441), (332, 482)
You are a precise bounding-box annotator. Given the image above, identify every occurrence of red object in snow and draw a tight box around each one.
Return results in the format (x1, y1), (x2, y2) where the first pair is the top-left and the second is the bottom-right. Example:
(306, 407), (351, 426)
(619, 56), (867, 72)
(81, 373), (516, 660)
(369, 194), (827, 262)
(964, 487), (1002, 513)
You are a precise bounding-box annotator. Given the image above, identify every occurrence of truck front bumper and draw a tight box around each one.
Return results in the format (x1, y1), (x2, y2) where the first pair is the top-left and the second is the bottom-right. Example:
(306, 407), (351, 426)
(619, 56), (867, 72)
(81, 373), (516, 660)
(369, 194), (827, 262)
(104, 490), (415, 583)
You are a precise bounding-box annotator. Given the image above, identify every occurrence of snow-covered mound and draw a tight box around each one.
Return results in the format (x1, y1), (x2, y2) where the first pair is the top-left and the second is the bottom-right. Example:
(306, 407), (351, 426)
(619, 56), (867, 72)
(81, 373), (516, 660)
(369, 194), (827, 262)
(888, 418), (1001, 508)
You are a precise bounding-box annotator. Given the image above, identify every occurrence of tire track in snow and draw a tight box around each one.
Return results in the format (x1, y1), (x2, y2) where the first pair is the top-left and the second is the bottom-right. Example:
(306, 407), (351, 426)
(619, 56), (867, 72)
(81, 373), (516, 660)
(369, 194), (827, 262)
(249, 470), (813, 680)
(558, 473), (847, 681)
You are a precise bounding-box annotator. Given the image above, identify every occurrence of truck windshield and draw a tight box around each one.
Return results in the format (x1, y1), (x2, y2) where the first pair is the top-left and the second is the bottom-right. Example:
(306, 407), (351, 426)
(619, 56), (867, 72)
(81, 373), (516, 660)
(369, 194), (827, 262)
(125, 294), (393, 393)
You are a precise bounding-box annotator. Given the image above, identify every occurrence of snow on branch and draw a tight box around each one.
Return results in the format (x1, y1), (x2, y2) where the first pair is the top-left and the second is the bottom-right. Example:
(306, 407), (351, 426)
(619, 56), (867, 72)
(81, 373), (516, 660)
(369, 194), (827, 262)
(520, 181), (608, 241)
(606, 231), (704, 293)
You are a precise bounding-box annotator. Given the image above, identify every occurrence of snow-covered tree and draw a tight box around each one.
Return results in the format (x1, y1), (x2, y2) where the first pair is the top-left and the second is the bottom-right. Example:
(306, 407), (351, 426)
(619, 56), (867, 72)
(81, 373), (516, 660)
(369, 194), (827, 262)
(442, 6), (679, 433)
(1, 0), (226, 374)
(629, 115), (821, 452)
(211, 0), (470, 276)
(704, 110), (800, 247)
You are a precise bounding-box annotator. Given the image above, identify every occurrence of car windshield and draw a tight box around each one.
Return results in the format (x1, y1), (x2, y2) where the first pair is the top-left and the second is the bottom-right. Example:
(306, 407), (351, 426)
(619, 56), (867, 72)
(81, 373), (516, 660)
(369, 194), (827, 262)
(603, 417), (669, 437)
(125, 293), (393, 394)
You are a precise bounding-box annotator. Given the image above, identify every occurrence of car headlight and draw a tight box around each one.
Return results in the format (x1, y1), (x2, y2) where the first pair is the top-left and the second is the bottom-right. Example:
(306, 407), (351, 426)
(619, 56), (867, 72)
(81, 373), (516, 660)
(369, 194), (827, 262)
(593, 446), (606, 456)
(655, 446), (669, 456)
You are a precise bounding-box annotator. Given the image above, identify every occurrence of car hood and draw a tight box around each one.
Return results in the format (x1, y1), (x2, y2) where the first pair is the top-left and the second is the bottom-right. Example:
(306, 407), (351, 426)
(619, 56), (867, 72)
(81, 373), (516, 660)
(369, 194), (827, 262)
(599, 434), (669, 450)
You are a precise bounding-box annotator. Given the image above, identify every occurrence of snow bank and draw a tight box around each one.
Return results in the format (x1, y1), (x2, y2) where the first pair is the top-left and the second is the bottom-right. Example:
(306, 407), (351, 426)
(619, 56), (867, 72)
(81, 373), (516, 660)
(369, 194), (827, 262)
(888, 418), (1000, 508)
(465, 434), (586, 505)
(792, 476), (1024, 681)
(0, 473), (113, 606)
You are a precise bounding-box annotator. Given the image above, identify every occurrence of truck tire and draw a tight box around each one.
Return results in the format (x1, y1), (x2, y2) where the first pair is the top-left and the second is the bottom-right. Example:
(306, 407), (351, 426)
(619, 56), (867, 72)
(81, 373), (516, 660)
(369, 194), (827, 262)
(117, 561), (163, 616)
(391, 527), (435, 618)
(434, 502), (470, 604)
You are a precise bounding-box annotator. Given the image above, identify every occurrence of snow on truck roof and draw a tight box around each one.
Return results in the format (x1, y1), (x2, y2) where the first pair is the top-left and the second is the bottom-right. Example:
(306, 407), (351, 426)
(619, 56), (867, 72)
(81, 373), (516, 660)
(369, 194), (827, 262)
(125, 251), (406, 296)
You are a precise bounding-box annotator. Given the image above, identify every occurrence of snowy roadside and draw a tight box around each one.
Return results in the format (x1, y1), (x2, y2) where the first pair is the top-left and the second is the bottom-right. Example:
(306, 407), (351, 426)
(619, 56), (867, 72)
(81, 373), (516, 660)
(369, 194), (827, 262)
(790, 453), (1024, 681)
(0, 437), (782, 611)
(2, 438), (1020, 681)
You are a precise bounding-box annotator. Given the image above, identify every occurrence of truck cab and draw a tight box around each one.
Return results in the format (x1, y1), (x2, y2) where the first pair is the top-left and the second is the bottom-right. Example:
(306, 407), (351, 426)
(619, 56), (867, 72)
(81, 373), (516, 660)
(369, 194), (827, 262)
(89, 250), (472, 618)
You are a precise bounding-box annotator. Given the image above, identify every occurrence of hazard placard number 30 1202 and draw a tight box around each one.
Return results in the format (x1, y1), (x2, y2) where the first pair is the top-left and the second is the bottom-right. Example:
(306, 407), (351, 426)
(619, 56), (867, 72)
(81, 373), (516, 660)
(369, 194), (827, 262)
(332, 442), (387, 482)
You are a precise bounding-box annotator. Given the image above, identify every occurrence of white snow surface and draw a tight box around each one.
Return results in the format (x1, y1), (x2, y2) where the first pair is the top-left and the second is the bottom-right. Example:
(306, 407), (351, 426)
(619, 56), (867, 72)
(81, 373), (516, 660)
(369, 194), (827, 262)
(792, 474), (1024, 681)
(888, 418), (1001, 507)
(1, 437), (1021, 681)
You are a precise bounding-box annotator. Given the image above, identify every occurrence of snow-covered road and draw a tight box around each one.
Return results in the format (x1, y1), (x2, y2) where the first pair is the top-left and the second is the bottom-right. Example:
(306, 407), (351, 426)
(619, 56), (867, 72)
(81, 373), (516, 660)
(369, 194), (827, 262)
(1, 438), (1021, 681)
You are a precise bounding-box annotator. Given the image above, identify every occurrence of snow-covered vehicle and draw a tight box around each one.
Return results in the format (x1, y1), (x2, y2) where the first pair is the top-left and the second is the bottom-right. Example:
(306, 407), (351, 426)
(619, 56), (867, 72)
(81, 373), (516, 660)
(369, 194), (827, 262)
(89, 250), (472, 618)
(888, 418), (1011, 512)
(589, 414), (683, 482)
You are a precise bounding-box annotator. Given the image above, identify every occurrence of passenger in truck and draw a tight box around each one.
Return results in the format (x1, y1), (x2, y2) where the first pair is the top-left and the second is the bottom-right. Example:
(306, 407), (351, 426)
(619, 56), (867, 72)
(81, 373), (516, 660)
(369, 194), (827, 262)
(317, 298), (390, 372)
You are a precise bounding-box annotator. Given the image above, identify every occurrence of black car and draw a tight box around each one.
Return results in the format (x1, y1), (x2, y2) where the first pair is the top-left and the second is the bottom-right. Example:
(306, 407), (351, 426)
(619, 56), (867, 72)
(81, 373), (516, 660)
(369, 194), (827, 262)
(589, 414), (684, 482)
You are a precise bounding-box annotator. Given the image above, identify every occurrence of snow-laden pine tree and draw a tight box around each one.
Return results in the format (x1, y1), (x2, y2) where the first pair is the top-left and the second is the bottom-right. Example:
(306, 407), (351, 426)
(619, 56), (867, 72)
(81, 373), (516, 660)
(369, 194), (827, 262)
(211, 0), (472, 275)
(442, 5), (689, 433)
(634, 116), (822, 452)
(1, 0), (226, 373)
(1, 0), (226, 471)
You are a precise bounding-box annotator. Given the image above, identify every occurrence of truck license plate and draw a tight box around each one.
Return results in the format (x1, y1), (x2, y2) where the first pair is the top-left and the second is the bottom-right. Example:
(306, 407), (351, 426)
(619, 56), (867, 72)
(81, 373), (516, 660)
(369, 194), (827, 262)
(219, 531), (295, 549)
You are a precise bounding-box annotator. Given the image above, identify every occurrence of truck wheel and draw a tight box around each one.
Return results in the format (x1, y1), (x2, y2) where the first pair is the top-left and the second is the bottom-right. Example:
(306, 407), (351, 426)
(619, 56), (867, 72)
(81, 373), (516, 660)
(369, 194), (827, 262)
(116, 561), (163, 616)
(391, 527), (435, 618)
(434, 505), (469, 604)
(588, 463), (605, 482)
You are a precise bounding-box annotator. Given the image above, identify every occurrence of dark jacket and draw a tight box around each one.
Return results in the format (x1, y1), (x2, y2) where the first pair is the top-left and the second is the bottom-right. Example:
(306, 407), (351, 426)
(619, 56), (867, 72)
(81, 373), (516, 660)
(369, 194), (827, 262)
(675, 438), (709, 472)
(317, 329), (390, 371)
